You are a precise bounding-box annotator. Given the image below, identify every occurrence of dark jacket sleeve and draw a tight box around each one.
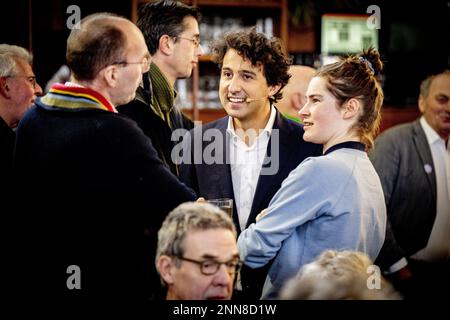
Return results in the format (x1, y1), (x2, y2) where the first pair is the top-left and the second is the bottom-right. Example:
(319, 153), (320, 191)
(178, 129), (200, 193)
(370, 132), (407, 269)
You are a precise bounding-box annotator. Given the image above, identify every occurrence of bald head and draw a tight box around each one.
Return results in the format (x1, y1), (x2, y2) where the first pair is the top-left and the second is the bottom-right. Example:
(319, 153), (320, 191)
(278, 65), (316, 121)
(65, 13), (150, 106)
(66, 13), (139, 81)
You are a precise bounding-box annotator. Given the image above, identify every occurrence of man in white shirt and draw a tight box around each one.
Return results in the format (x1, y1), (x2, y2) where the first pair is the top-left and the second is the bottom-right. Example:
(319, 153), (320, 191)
(370, 70), (450, 299)
(179, 28), (321, 299)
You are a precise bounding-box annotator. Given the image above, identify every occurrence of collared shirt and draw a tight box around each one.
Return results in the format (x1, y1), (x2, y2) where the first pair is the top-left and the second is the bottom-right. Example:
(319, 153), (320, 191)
(227, 106), (276, 231)
(411, 117), (450, 262)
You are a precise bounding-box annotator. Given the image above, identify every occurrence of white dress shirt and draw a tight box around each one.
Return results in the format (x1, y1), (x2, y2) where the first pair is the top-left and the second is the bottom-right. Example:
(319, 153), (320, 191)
(228, 106), (276, 231)
(411, 117), (450, 262)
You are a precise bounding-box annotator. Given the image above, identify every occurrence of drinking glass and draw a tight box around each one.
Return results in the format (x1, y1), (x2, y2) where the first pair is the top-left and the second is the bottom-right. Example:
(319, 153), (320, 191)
(207, 198), (233, 218)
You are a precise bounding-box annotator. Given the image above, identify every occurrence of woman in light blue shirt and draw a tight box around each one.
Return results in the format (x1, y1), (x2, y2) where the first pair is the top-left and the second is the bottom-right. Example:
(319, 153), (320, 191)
(238, 48), (387, 299)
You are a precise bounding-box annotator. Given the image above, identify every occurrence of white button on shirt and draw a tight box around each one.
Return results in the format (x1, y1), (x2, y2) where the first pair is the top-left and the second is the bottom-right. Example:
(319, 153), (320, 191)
(412, 117), (450, 262)
(228, 106), (277, 231)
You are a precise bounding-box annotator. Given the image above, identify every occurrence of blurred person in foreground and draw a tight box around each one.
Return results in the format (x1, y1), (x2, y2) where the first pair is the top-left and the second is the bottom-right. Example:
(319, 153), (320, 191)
(280, 250), (401, 300)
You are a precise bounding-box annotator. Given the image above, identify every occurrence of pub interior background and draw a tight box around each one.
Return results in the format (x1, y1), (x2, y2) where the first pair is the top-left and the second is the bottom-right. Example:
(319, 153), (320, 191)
(2, 0), (449, 130)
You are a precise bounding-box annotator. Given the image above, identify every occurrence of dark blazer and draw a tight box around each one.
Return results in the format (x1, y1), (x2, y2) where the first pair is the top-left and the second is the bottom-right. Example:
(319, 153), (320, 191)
(179, 109), (322, 299)
(370, 119), (437, 269)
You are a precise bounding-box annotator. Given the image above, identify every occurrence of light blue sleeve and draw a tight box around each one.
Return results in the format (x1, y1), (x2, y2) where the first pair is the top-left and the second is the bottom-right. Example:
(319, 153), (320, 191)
(237, 157), (343, 268)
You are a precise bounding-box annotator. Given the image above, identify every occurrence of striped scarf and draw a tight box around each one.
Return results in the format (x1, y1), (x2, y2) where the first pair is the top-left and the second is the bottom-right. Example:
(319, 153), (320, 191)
(148, 63), (176, 128)
(41, 83), (116, 113)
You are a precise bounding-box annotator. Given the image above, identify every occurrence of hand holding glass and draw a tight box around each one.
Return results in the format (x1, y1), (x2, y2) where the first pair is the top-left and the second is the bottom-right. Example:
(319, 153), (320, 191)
(207, 198), (233, 218)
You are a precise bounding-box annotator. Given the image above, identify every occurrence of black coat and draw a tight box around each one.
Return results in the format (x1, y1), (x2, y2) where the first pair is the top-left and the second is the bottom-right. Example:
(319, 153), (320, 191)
(13, 101), (196, 302)
(118, 80), (193, 177)
(0, 116), (15, 189)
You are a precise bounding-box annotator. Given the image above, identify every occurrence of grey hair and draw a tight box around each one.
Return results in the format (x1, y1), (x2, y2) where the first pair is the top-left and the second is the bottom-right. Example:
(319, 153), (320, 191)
(0, 44), (33, 77)
(280, 250), (402, 300)
(420, 70), (450, 98)
(156, 202), (236, 270)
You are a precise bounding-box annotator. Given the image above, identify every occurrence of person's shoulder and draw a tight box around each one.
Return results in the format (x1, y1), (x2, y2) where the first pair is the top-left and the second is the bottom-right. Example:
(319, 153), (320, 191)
(288, 155), (350, 191)
(311, 152), (356, 177)
(277, 111), (303, 132)
(116, 98), (146, 114)
(376, 120), (417, 141)
(116, 95), (154, 123)
(295, 154), (342, 175)
(94, 113), (160, 155)
(96, 112), (143, 135)
(189, 116), (228, 134)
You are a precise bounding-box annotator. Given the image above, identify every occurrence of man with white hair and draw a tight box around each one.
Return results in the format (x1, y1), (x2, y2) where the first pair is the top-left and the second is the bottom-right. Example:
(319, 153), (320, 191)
(0, 44), (42, 185)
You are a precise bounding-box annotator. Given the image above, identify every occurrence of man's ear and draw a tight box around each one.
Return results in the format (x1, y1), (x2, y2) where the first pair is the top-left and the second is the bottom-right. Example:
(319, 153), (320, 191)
(159, 35), (174, 56)
(268, 84), (282, 99)
(290, 92), (302, 109)
(157, 255), (175, 285)
(102, 65), (119, 88)
(0, 77), (11, 98)
(342, 98), (361, 120)
(418, 96), (426, 114)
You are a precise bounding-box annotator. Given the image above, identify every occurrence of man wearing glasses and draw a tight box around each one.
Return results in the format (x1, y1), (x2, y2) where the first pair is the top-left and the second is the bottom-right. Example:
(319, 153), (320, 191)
(156, 202), (240, 300)
(13, 13), (196, 303)
(118, 0), (203, 177)
(0, 44), (42, 186)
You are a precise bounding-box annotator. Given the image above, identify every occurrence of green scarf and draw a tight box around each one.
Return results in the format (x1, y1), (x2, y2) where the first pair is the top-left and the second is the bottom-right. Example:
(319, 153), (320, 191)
(282, 112), (302, 123)
(149, 63), (177, 128)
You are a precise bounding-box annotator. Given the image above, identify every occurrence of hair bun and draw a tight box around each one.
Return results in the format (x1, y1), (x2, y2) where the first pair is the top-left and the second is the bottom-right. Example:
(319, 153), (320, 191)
(359, 48), (383, 76)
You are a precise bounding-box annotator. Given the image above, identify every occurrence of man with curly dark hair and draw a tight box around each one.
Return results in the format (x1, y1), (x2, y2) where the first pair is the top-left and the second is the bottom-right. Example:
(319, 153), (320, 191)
(179, 28), (321, 300)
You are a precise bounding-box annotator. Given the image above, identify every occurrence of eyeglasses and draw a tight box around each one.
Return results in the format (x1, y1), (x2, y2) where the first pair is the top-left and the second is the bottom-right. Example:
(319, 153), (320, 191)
(175, 256), (243, 275)
(113, 56), (151, 71)
(6, 75), (37, 89)
(175, 36), (201, 48)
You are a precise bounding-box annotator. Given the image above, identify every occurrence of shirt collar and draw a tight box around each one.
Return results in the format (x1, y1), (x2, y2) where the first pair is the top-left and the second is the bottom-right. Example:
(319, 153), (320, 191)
(324, 141), (366, 155)
(64, 81), (84, 88)
(420, 116), (444, 146)
(227, 105), (276, 138)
